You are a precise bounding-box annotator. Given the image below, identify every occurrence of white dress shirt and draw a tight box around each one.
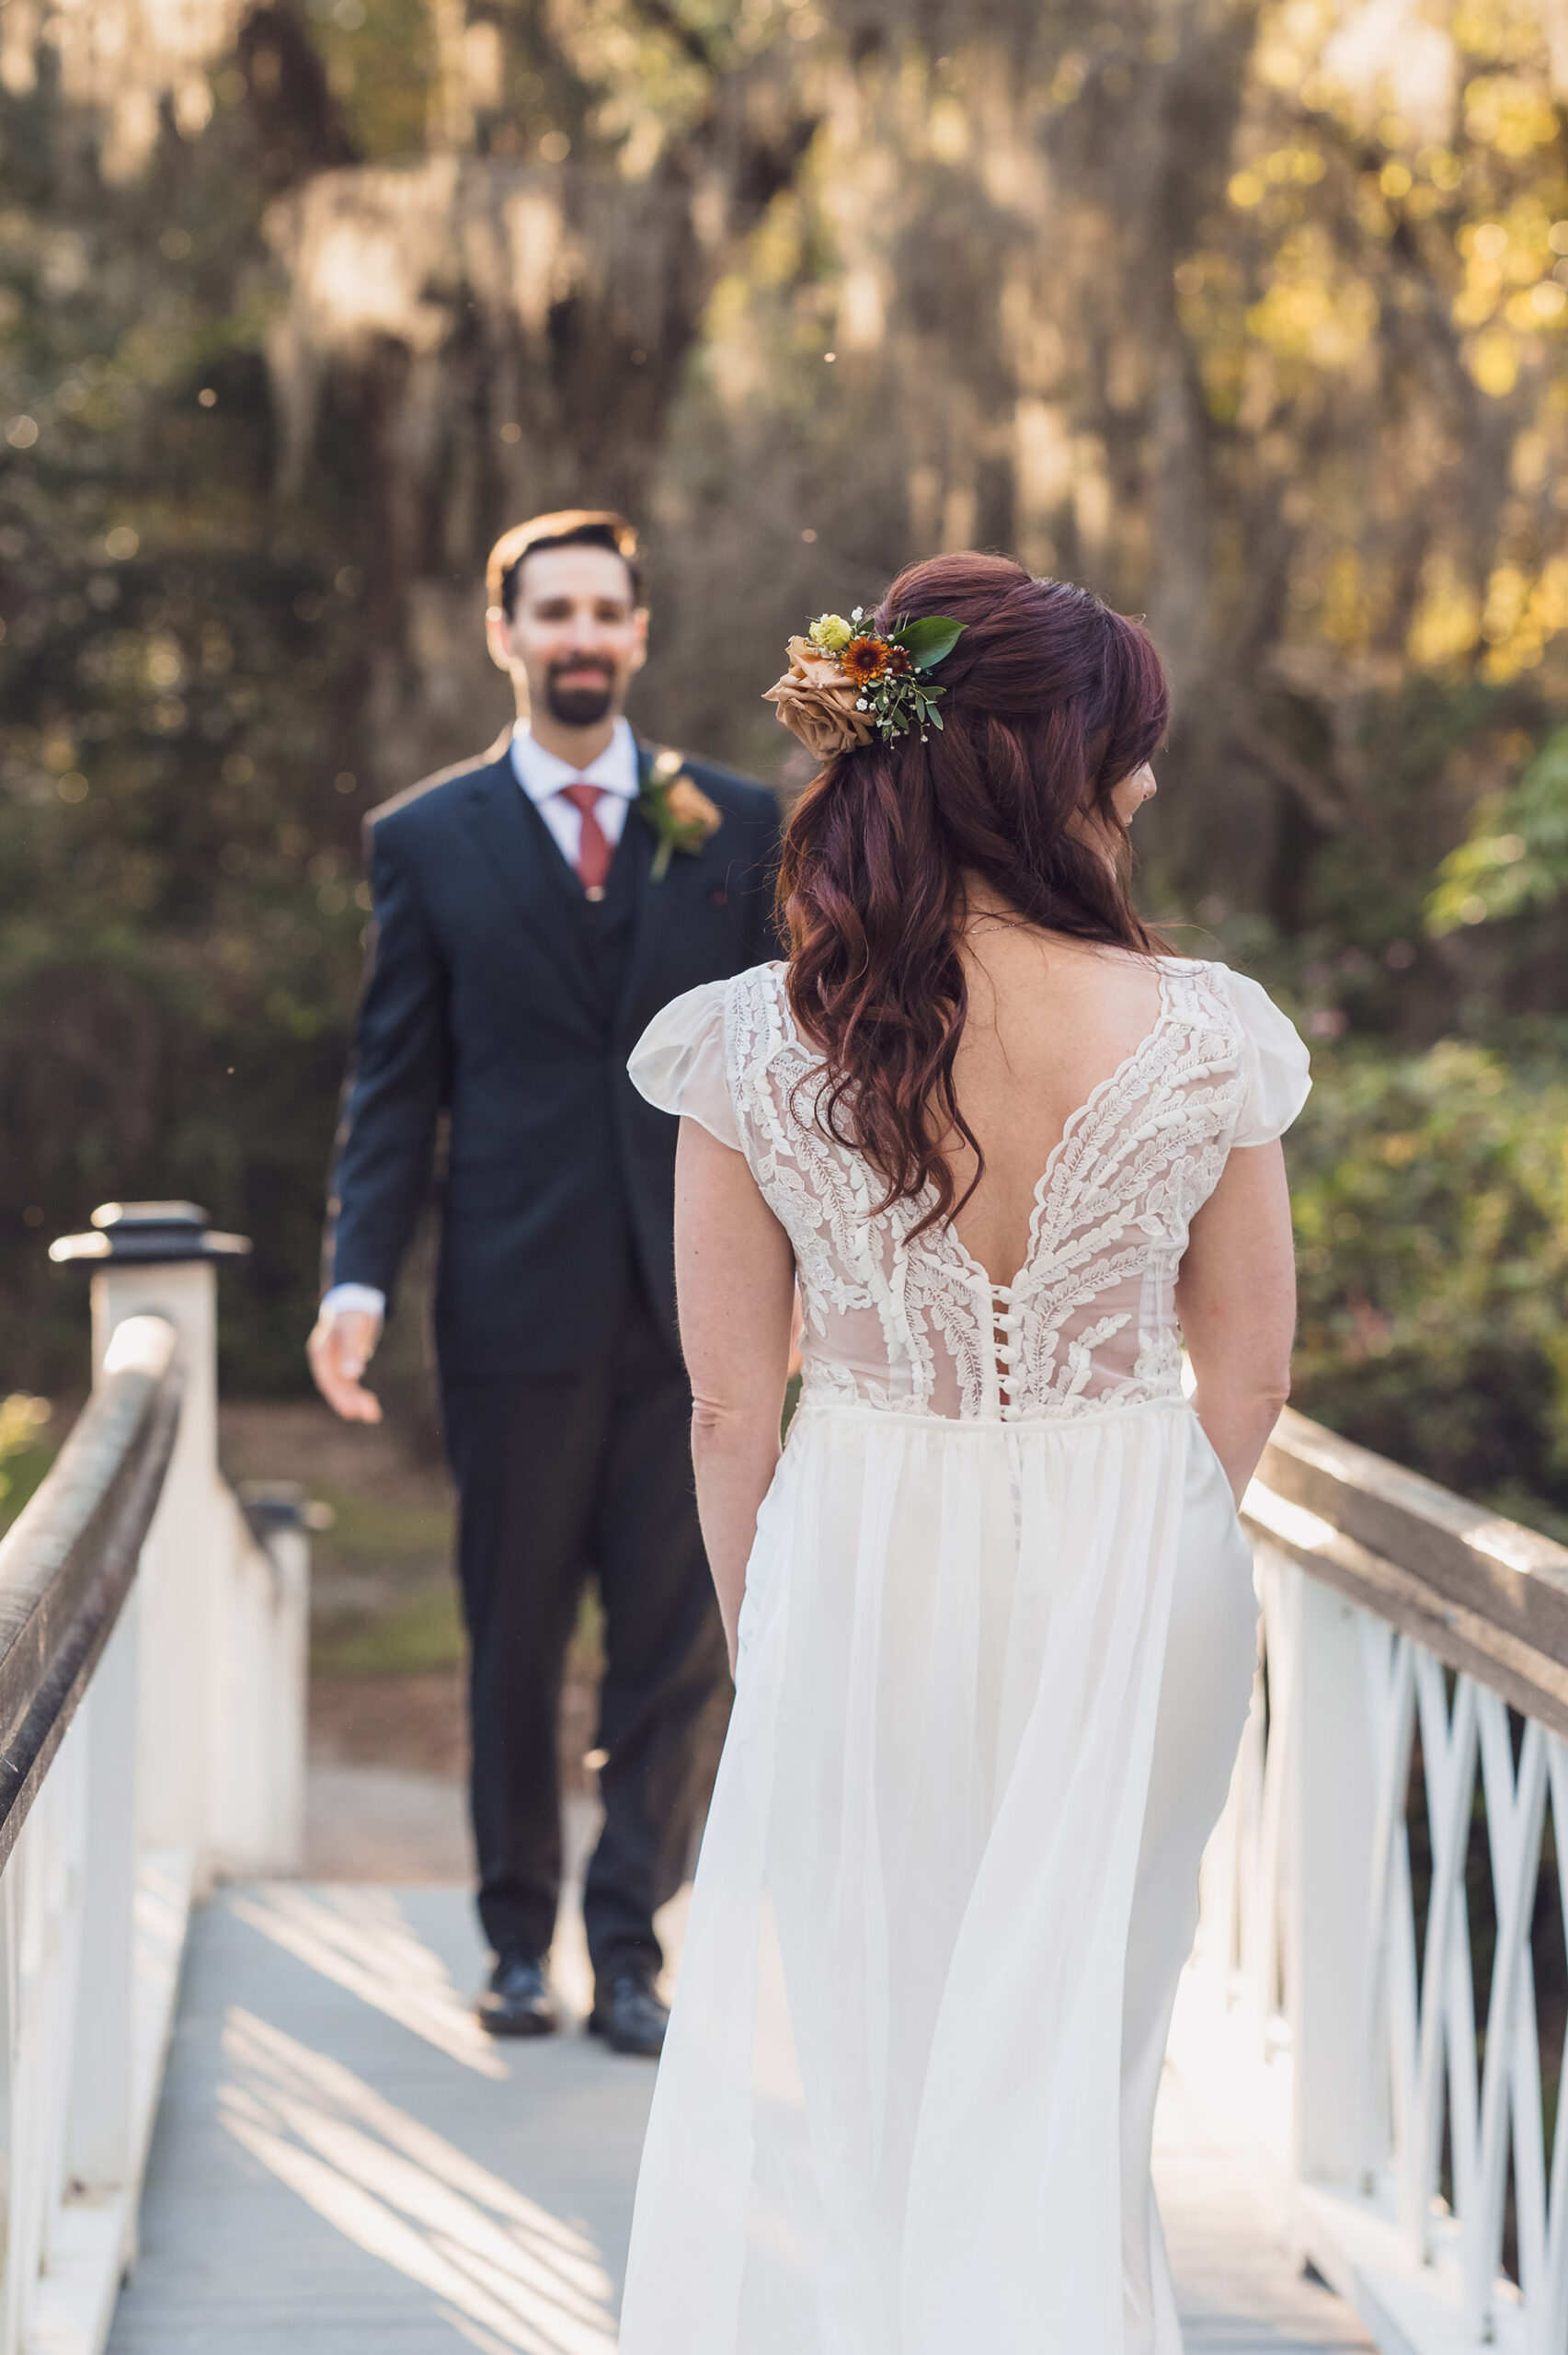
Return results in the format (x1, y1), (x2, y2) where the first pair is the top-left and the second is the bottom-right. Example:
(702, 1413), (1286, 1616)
(509, 715), (641, 865)
(321, 717), (644, 1328)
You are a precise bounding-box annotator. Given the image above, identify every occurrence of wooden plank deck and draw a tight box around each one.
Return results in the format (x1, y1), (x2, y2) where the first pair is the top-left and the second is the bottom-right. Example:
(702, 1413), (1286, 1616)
(109, 1870), (1373, 2354)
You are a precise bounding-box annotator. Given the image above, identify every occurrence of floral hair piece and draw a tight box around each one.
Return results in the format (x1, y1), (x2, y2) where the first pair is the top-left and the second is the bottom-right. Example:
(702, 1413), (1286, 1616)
(763, 608), (967, 759)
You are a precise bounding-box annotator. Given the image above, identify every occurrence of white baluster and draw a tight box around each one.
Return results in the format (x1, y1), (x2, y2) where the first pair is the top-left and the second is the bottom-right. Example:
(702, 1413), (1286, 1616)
(1359, 1622), (1419, 2220)
(1287, 1568), (1380, 2190)
(1540, 1740), (1568, 2354)
(1469, 1702), (1549, 2335)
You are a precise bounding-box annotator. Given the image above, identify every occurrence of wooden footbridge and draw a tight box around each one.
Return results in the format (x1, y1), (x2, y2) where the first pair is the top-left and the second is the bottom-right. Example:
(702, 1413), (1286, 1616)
(6, 1207), (1567, 2355)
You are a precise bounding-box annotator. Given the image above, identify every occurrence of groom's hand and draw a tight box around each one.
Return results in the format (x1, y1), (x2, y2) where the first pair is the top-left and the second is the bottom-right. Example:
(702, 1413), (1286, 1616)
(307, 1307), (384, 1424)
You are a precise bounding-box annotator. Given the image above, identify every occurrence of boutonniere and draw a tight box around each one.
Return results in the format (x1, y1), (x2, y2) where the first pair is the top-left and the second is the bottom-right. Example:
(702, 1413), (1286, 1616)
(637, 745), (723, 880)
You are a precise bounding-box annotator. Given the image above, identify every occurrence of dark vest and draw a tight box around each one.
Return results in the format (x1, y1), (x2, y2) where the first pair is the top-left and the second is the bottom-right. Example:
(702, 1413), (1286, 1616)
(520, 788), (640, 1031)
(515, 788), (646, 1318)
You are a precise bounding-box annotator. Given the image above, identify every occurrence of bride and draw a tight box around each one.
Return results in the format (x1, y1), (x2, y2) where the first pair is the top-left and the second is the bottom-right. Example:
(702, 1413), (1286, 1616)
(620, 552), (1308, 2353)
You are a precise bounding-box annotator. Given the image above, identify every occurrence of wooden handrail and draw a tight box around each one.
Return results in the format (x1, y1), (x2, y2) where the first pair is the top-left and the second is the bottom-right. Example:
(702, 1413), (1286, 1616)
(1244, 1405), (1568, 1740)
(0, 1315), (182, 1867)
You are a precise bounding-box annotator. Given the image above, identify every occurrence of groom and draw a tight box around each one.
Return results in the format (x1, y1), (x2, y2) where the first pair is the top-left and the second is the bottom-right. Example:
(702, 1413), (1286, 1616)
(310, 510), (779, 2054)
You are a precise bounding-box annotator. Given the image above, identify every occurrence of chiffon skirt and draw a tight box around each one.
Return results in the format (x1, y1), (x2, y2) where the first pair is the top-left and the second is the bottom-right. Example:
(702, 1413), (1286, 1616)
(618, 1394), (1258, 2355)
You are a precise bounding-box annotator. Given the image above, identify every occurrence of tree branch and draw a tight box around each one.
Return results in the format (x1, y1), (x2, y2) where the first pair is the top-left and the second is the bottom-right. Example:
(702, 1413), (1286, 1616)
(1229, 725), (1355, 833)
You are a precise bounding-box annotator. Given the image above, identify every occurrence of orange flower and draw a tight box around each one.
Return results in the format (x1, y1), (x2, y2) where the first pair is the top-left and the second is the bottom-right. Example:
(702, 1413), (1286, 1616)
(840, 636), (888, 685)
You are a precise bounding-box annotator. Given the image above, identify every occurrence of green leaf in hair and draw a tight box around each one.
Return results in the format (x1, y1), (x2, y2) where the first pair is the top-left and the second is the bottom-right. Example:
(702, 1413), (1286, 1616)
(888, 616), (967, 670)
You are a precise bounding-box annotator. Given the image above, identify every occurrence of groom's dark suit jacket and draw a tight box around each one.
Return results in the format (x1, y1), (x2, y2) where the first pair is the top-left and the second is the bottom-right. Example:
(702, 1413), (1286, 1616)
(324, 732), (780, 1378)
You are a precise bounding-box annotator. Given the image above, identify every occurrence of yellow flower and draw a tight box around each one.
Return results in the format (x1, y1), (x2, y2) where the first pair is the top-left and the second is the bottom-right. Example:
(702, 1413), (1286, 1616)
(807, 613), (853, 653)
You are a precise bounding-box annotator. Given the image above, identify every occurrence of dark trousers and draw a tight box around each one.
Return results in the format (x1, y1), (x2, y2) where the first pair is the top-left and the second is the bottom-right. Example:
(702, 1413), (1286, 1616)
(441, 1297), (728, 1978)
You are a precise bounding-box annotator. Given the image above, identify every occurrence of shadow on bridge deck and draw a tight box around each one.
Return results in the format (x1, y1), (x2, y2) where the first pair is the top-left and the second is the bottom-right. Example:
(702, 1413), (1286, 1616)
(110, 1812), (1372, 2355)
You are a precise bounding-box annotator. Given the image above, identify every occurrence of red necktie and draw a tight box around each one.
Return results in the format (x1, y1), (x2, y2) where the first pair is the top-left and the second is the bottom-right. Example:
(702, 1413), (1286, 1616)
(558, 782), (612, 898)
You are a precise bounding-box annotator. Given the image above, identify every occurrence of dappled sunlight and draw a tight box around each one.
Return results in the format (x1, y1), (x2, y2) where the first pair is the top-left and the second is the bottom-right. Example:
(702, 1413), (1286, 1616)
(218, 2007), (618, 2352)
(228, 1886), (509, 2078)
(263, 161), (691, 498)
(135, 1850), (191, 1952)
(0, 0), (246, 177)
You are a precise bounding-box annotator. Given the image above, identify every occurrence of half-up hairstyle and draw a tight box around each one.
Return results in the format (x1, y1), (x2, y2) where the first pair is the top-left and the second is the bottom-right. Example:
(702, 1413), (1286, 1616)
(777, 551), (1169, 1234)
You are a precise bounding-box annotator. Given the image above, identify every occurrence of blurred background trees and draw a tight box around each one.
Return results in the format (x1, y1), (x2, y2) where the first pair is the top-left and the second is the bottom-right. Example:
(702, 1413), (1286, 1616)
(2, 0), (1567, 1515)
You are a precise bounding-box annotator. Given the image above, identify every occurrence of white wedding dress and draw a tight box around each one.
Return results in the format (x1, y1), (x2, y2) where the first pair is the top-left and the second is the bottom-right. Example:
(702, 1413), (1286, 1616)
(620, 955), (1310, 2355)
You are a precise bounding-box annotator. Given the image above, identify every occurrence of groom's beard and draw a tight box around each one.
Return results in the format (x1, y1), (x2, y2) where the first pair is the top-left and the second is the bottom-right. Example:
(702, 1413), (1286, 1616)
(544, 658), (616, 729)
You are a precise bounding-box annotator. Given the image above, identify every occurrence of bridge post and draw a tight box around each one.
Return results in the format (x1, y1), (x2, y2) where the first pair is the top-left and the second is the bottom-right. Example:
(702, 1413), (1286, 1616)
(52, 1203), (252, 1894)
(230, 1483), (313, 1876)
(9, 1195), (313, 2349)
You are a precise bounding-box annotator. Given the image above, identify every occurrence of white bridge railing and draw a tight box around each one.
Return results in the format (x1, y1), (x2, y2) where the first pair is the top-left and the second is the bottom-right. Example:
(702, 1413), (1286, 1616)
(0, 1203), (311, 2355)
(1191, 1407), (1568, 2355)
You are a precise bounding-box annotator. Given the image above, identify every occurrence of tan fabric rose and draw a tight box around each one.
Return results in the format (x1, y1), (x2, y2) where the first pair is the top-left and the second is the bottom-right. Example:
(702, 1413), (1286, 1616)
(663, 774), (722, 838)
(763, 636), (876, 760)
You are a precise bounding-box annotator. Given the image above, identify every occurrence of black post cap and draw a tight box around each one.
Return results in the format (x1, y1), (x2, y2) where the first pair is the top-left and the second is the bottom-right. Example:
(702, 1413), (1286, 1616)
(235, 1479), (335, 1536)
(49, 1200), (253, 1267)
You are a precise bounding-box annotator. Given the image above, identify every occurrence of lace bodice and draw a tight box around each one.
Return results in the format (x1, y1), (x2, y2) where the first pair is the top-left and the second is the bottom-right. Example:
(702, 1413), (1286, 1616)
(631, 959), (1309, 1424)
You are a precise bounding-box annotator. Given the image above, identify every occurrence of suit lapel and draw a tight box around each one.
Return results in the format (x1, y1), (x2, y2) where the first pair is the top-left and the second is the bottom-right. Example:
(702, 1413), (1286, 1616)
(613, 738), (719, 1035)
(461, 753), (601, 1027)
(612, 740), (661, 1034)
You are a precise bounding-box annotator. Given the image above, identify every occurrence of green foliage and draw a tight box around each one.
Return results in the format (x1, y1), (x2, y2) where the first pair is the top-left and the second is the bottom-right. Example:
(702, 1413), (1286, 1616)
(0, 1393), (53, 1526)
(1148, 675), (1568, 1533)
(305, 1479), (453, 1569)
(0, 62), (371, 1391)
(313, 1578), (465, 1676)
(1288, 1039), (1568, 1517)
(1427, 724), (1568, 935)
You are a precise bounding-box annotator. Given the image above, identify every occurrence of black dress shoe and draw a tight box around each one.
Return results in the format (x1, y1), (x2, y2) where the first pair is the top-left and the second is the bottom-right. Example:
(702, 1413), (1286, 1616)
(588, 1967), (669, 2057)
(476, 1952), (558, 2038)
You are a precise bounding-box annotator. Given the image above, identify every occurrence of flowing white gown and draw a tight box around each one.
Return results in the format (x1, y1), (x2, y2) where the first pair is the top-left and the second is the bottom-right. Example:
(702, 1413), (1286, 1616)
(620, 955), (1310, 2355)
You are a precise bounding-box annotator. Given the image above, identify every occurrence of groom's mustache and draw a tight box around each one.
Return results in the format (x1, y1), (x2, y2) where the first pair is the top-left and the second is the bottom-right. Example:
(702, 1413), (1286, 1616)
(544, 652), (618, 725)
(549, 655), (615, 688)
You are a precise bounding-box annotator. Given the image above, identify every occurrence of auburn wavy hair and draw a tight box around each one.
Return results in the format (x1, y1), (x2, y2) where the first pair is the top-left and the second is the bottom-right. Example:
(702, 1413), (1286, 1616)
(778, 552), (1170, 1233)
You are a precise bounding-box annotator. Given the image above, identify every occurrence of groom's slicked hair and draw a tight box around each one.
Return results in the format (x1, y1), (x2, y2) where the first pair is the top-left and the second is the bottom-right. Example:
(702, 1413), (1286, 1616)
(488, 509), (642, 617)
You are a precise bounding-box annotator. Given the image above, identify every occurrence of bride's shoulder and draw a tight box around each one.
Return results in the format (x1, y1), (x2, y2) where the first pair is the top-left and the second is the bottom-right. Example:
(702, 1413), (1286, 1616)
(1160, 953), (1293, 1023)
(1150, 949), (1258, 1009)
(1159, 959), (1312, 1140)
(641, 961), (795, 1061)
(628, 971), (783, 1147)
(727, 959), (802, 1050)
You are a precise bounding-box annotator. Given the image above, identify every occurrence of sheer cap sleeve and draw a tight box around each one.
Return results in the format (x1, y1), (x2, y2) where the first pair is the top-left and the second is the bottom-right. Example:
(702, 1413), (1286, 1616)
(627, 978), (742, 1151)
(1219, 968), (1311, 1146)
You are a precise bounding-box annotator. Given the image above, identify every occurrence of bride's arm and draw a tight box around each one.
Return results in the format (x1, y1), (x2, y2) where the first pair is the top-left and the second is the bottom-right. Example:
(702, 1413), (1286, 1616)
(674, 1117), (796, 1673)
(1175, 1140), (1298, 1505)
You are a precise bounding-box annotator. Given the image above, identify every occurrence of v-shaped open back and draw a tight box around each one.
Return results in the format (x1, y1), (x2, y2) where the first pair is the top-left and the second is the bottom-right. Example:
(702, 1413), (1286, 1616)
(630, 952), (1311, 1425)
(723, 959), (1243, 1421)
(944, 962), (1177, 1298)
